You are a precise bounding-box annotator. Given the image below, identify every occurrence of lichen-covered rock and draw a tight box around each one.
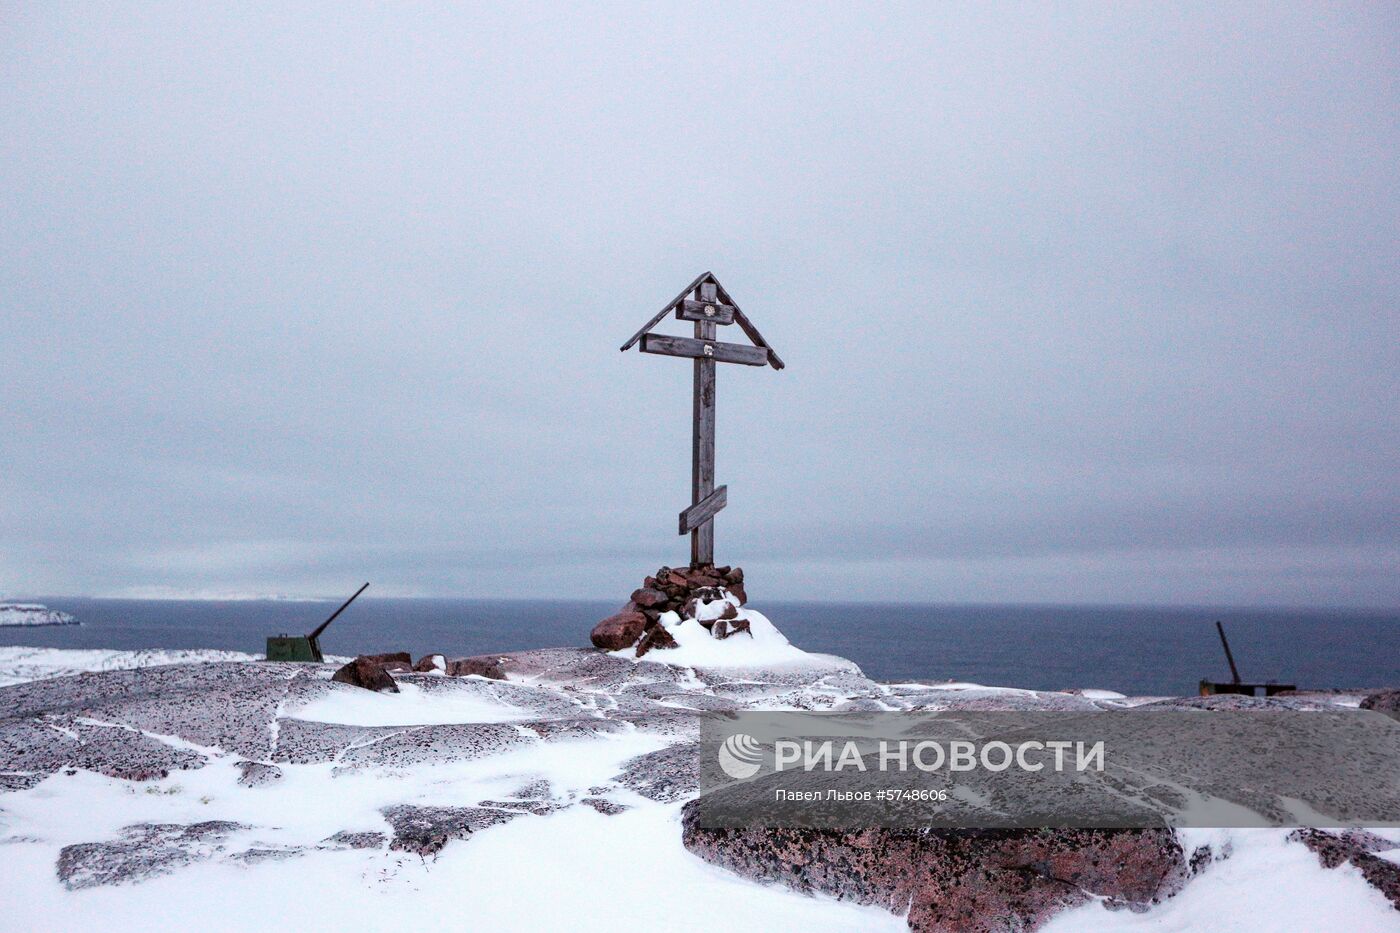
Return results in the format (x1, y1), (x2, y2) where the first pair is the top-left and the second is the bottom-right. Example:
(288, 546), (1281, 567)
(1, 661), (302, 760)
(525, 716), (631, 743)
(270, 716), (404, 765)
(0, 715), (207, 783)
(334, 722), (533, 773)
(320, 830), (387, 850)
(580, 797), (628, 815)
(235, 760), (283, 787)
(444, 656), (506, 680)
(227, 846), (301, 864)
(481, 647), (681, 692)
(679, 814), (1187, 933)
(613, 743), (698, 803)
(57, 821), (249, 890)
(0, 773), (43, 792)
(380, 805), (518, 857)
(404, 672), (581, 718)
(1360, 689), (1400, 713)
(1138, 694), (1336, 712)
(475, 797), (563, 816)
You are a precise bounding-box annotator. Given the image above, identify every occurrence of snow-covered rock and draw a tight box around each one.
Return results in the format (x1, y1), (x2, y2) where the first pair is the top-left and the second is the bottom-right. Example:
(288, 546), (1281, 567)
(0, 633), (916, 931)
(0, 603), (78, 627)
(0, 611), (1396, 933)
(610, 605), (840, 671)
(0, 646), (261, 687)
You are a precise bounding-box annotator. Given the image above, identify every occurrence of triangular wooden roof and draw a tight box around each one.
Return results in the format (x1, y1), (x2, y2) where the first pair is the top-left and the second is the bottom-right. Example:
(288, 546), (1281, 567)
(619, 271), (784, 370)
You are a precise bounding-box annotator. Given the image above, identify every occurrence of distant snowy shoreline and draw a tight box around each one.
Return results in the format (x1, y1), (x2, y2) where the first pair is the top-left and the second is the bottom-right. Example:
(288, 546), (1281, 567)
(0, 645), (349, 688)
(103, 590), (332, 602)
(0, 603), (79, 628)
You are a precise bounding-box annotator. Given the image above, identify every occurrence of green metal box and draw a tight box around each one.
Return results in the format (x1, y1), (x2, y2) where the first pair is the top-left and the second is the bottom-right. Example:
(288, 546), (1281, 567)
(265, 635), (322, 663)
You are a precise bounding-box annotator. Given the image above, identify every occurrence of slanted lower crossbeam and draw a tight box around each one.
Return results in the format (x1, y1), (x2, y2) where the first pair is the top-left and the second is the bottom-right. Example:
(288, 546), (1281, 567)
(679, 485), (727, 535)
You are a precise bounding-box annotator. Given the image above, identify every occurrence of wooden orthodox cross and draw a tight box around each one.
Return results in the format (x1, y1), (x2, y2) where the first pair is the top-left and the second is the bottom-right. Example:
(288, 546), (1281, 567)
(620, 273), (784, 567)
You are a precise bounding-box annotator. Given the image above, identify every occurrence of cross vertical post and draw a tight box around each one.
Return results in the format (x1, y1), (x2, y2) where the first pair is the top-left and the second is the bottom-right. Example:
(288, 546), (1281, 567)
(691, 281), (718, 566)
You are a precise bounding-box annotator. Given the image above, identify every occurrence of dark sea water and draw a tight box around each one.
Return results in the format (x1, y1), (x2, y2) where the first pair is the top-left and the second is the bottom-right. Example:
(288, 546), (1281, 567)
(5, 598), (1398, 697)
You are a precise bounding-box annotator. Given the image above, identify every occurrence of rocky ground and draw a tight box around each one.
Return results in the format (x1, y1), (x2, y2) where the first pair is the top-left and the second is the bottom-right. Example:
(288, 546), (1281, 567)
(1, 621), (1397, 931)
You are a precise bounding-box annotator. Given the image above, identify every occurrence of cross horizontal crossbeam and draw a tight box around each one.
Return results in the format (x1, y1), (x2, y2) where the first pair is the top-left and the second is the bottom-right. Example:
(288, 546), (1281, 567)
(640, 333), (768, 366)
(675, 299), (736, 325)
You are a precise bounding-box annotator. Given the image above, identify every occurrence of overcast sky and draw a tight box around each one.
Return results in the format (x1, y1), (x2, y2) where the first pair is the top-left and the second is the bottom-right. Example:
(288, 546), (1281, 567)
(2, 3), (1396, 606)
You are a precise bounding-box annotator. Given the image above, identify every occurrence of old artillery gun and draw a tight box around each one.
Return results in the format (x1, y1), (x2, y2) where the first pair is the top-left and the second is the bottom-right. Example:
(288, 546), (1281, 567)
(1199, 620), (1296, 697)
(265, 582), (368, 662)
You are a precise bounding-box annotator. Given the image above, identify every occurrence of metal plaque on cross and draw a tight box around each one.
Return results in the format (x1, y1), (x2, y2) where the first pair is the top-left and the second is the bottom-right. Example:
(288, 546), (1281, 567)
(620, 272), (784, 568)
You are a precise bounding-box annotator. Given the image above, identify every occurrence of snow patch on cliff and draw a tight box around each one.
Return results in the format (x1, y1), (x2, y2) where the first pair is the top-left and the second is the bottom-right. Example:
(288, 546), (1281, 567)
(0, 646), (255, 686)
(0, 603), (78, 627)
(288, 680), (538, 726)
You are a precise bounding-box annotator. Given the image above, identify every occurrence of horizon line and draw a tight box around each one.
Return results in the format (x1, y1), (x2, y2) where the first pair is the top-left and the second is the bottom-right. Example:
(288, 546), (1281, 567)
(11, 593), (1400, 614)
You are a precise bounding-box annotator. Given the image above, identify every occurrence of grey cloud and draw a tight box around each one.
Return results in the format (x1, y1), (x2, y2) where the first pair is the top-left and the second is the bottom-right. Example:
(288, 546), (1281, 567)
(2, 3), (1396, 605)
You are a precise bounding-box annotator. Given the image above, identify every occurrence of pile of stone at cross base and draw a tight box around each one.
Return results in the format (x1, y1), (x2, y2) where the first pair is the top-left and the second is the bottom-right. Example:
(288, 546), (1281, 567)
(591, 564), (749, 657)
